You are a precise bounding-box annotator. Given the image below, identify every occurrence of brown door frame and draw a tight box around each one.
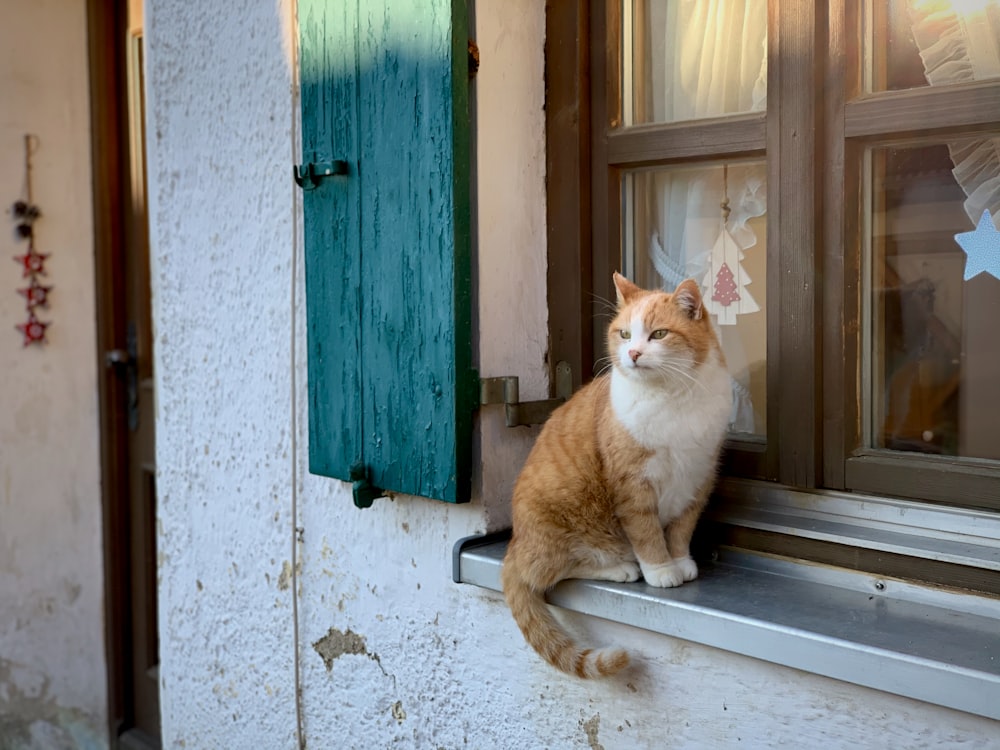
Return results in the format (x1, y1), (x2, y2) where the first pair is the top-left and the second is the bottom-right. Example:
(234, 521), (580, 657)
(87, 0), (133, 738)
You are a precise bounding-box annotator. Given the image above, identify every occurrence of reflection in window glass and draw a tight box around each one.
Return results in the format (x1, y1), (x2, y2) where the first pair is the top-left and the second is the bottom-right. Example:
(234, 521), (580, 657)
(866, 138), (1000, 460)
(623, 162), (767, 436)
(623, 0), (767, 126)
(865, 0), (1000, 93)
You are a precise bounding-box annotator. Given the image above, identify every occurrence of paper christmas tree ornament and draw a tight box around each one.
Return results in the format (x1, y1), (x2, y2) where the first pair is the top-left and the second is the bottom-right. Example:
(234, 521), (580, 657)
(702, 224), (759, 325)
(701, 167), (760, 326)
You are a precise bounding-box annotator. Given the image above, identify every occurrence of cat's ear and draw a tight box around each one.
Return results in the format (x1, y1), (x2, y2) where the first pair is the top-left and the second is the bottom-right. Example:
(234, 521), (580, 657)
(673, 279), (704, 320)
(613, 272), (642, 307)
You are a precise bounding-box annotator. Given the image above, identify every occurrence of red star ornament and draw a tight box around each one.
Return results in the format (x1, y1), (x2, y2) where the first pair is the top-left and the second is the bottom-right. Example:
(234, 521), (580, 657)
(16, 312), (49, 346)
(18, 277), (52, 309)
(13, 246), (49, 278)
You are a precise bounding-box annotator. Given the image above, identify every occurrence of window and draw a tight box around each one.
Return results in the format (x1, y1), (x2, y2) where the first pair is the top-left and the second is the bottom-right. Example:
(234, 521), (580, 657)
(547, 0), (1000, 582)
(455, 0), (1000, 717)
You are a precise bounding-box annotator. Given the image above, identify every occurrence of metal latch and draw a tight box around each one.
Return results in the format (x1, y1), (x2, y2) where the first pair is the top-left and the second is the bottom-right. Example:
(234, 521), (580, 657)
(480, 362), (573, 427)
(293, 160), (349, 190)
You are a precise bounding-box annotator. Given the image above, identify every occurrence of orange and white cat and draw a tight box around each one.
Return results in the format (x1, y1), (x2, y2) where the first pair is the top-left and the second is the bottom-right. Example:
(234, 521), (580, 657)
(502, 273), (731, 678)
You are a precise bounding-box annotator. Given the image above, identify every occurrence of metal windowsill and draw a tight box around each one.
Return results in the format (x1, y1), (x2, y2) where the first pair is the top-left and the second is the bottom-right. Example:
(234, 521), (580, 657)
(709, 478), (1000, 571)
(453, 533), (1000, 722)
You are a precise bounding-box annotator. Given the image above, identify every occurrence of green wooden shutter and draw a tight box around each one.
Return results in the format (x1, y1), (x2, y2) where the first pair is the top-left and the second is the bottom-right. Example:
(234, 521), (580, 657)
(298, 0), (474, 504)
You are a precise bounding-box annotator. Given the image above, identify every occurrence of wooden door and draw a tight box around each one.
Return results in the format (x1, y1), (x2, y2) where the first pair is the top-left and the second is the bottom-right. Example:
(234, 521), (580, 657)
(91, 0), (160, 746)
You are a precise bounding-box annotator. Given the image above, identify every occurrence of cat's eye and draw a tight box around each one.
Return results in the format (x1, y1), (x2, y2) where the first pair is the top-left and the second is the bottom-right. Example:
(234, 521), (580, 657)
(650, 329), (669, 340)
(619, 329), (631, 340)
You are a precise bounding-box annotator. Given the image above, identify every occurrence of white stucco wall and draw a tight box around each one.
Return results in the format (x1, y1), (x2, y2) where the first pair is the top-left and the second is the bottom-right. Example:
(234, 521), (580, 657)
(147, 2), (1000, 749)
(0, 1), (107, 747)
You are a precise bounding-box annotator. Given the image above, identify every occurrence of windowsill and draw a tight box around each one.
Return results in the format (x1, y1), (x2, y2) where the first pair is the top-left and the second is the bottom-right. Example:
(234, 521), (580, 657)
(453, 532), (1000, 721)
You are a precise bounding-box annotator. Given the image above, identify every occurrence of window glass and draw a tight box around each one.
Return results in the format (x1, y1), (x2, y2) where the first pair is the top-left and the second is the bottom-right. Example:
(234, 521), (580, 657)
(865, 0), (1000, 93)
(623, 0), (767, 126)
(865, 137), (1000, 460)
(623, 162), (767, 436)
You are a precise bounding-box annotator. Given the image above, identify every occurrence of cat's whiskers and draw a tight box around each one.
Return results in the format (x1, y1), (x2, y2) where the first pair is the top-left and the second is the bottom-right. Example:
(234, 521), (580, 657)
(651, 359), (710, 395)
(589, 291), (619, 317)
(617, 359), (702, 398)
(593, 355), (616, 379)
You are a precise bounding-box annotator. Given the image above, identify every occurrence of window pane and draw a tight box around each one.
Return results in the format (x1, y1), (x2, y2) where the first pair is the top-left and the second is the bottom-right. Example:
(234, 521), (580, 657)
(866, 137), (1000, 460)
(623, 162), (767, 436)
(865, 0), (1000, 93)
(623, 0), (767, 126)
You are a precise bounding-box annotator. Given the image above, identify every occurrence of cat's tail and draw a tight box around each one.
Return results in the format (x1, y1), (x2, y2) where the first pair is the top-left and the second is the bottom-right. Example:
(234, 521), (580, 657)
(501, 552), (629, 678)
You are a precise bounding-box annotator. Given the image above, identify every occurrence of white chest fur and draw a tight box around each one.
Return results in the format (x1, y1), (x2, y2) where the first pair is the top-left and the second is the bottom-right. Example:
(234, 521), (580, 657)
(610, 359), (731, 524)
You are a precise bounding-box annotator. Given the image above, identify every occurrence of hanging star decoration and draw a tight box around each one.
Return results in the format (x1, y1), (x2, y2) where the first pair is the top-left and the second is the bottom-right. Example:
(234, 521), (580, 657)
(18, 276), (52, 309)
(16, 312), (49, 346)
(955, 209), (1000, 282)
(13, 245), (49, 277)
(9, 135), (52, 347)
(10, 203), (52, 344)
(10, 199), (52, 347)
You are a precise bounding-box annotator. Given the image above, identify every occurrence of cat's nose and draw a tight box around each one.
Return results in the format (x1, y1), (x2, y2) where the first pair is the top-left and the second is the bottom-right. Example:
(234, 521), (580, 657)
(629, 349), (641, 363)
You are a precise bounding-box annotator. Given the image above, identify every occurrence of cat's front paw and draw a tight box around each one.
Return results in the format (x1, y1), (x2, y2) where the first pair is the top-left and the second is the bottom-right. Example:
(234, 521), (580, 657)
(639, 560), (687, 588)
(604, 561), (641, 582)
(580, 560), (641, 582)
(674, 555), (698, 583)
(640, 557), (698, 588)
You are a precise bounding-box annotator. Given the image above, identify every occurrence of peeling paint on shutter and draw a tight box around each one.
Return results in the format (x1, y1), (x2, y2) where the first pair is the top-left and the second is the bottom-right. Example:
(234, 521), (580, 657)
(299, 0), (473, 503)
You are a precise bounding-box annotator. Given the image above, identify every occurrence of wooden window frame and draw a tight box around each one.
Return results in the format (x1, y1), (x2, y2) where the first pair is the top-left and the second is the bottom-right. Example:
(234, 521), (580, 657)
(552, 0), (825, 485)
(545, 0), (1000, 587)
(833, 0), (1000, 512)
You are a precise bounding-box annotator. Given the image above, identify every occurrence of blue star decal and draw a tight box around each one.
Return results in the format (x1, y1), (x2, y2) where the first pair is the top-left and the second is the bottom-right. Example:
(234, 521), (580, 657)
(955, 209), (1000, 282)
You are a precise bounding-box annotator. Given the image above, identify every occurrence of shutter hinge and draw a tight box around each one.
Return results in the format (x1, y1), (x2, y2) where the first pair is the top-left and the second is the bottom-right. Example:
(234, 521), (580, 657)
(349, 462), (384, 509)
(479, 362), (572, 427)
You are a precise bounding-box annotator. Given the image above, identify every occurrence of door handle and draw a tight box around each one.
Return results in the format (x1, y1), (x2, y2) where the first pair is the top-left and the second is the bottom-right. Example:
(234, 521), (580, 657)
(105, 348), (132, 366)
(105, 322), (140, 431)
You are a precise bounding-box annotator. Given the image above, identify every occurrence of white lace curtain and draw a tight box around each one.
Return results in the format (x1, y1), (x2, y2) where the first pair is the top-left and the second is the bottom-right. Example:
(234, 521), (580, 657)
(634, 0), (768, 292)
(643, 0), (767, 123)
(908, 0), (1000, 225)
(631, 0), (768, 432)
